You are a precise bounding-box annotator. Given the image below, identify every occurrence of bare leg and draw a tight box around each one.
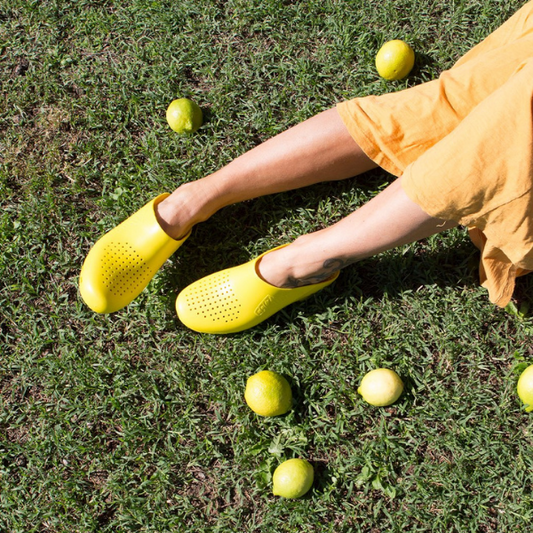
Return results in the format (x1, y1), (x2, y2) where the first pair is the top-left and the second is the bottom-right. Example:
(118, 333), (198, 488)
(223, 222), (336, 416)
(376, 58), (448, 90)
(258, 177), (457, 287)
(156, 108), (377, 239)
(156, 107), (456, 290)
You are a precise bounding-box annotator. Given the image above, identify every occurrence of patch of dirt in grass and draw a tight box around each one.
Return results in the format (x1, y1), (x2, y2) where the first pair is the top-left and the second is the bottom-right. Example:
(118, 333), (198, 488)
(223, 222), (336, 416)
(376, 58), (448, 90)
(88, 469), (109, 490)
(11, 57), (29, 78)
(3, 103), (92, 198)
(0, 373), (49, 411)
(175, 460), (265, 525)
(4, 426), (29, 446)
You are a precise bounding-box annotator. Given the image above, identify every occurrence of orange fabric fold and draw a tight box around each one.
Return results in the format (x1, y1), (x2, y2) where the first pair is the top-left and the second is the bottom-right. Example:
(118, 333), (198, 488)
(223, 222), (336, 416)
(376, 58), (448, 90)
(337, 1), (533, 306)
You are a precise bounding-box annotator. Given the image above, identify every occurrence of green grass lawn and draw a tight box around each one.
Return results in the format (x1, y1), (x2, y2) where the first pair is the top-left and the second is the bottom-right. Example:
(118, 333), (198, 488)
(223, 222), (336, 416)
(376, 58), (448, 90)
(1, 0), (533, 531)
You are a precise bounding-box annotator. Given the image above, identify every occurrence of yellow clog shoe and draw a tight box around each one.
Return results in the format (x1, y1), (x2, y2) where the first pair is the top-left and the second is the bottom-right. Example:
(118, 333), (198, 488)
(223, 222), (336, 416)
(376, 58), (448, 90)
(80, 193), (188, 313)
(176, 247), (339, 334)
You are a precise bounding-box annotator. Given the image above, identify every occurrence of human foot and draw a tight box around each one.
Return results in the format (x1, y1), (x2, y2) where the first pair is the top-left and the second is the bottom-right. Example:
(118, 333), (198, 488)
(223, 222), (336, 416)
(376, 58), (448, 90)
(256, 237), (346, 289)
(154, 181), (224, 240)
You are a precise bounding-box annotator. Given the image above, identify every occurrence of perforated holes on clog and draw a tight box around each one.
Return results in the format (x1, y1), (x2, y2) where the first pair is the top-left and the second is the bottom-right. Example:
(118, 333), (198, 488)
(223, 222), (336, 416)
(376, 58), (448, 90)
(185, 271), (241, 323)
(101, 242), (153, 297)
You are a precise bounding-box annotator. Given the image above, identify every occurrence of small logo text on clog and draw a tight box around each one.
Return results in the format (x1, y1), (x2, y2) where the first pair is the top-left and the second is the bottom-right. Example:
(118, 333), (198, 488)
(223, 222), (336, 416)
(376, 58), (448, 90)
(255, 295), (274, 316)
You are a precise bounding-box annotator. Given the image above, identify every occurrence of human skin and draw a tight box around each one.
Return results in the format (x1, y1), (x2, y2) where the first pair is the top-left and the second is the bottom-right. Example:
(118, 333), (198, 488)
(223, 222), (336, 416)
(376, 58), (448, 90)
(155, 108), (456, 287)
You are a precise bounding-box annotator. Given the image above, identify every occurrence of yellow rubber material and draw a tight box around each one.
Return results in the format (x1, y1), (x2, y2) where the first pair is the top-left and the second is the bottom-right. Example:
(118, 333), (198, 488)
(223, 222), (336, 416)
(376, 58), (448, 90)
(175, 246), (339, 334)
(80, 194), (188, 313)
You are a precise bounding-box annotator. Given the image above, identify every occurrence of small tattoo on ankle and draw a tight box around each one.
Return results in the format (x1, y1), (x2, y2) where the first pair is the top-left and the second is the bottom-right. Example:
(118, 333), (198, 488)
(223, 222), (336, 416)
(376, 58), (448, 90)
(280, 257), (352, 288)
(323, 257), (352, 271)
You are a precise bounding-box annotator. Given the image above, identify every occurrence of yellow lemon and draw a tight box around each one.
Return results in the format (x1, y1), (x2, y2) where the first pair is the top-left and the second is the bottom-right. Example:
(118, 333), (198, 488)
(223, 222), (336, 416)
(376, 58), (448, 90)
(166, 98), (203, 134)
(517, 364), (533, 412)
(244, 370), (292, 417)
(375, 40), (415, 80)
(357, 368), (404, 406)
(272, 458), (314, 499)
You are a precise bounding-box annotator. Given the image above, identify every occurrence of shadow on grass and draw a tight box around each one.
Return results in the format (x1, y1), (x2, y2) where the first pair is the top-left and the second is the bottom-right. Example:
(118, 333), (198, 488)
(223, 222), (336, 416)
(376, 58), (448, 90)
(337, 237), (478, 301)
(164, 170), (391, 284)
(408, 51), (440, 85)
(155, 169), (523, 330)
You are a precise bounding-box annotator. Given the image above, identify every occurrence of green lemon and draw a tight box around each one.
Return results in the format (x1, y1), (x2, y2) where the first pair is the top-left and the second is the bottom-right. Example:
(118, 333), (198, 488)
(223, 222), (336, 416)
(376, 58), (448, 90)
(166, 97), (203, 134)
(375, 40), (415, 80)
(272, 458), (314, 499)
(244, 370), (292, 417)
(357, 368), (404, 407)
(517, 364), (533, 412)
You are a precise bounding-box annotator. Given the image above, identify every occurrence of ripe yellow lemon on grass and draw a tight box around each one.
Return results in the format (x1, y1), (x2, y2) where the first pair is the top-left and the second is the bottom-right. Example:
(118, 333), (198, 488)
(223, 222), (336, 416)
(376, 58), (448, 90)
(375, 40), (415, 80)
(272, 458), (314, 499)
(244, 370), (292, 417)
(358, 368), (404, 406)
(166, 97), (203, 134)
(517, 364), (533, 412)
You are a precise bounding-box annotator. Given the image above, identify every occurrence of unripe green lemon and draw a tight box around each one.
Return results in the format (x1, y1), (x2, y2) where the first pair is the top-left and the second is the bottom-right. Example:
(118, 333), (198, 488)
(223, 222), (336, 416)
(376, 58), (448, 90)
(358, 368), (404, 406)
(375, 40), (415, 80)
(517, 364), (533, 412)
(166, 98), (203, 134)
(244, 370), (292, 417)
(272, 458), (314, 499)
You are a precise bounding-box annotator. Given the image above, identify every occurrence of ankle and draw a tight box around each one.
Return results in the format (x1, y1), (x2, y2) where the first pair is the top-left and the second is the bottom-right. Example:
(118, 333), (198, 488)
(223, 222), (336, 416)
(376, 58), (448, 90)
(155, 181), (219, 240)
(256, 247), (293, 288)
(257, 237), (339, 288)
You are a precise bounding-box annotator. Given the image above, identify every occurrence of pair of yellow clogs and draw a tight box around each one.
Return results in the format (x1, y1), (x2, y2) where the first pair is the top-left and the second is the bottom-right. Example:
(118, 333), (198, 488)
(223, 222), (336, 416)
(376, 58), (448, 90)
(79, 194), (338, 334)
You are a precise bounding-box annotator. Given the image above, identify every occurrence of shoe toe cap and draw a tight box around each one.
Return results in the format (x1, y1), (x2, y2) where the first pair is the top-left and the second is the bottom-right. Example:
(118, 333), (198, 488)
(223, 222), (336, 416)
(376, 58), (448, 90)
(79, 275), (118, 314)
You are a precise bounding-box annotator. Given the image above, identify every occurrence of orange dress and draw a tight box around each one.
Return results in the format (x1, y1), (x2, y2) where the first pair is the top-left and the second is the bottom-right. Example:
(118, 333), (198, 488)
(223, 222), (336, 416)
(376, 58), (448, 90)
(337, 1), (533, 306)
